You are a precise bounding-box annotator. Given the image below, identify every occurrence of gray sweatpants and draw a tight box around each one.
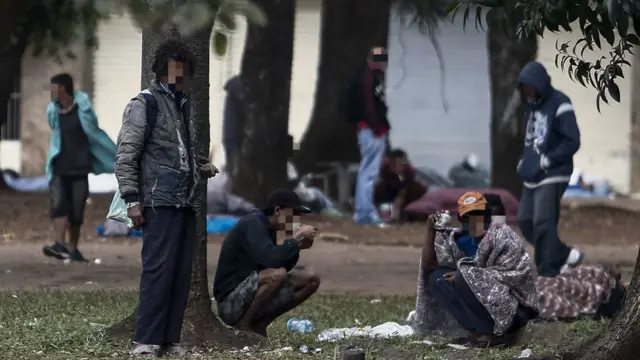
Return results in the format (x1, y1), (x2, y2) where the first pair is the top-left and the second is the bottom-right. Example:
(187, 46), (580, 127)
(518, 182), (571, 277)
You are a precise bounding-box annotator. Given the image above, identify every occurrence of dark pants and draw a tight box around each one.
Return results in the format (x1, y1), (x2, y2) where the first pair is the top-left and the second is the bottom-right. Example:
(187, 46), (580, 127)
(135, 207), (197, 345)
(428, 268), (533, 335)
(49, 175), (89, 225)
(518, 183), (571, 277)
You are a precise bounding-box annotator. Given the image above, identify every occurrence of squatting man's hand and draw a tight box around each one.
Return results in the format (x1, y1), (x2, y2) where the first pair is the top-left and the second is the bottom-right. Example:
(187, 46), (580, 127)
(200, 162), (219, 178)
(293, 224), (317, 249)
(442, 271), (456, 283)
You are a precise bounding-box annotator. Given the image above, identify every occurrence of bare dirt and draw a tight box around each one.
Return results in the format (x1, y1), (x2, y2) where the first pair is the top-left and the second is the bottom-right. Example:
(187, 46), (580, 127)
(0, 191), (638, 292)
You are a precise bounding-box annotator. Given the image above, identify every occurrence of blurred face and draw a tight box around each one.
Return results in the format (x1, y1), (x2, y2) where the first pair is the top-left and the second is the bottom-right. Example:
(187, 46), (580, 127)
(521, 84), (537, 103)
(389, 156), (405, 174)
(369, 47), (388, 72)
(50, 84), (64, 102)
(274, 207), (301, 234)
(167, 60), (186, 90)
(466, 213), (486, 237)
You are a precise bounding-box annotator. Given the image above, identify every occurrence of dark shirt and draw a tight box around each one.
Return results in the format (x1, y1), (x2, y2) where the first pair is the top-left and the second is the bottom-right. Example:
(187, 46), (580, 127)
(213, 211), (300, 302)
(54, 106), (92, 176)
(347, 65), (390, 135)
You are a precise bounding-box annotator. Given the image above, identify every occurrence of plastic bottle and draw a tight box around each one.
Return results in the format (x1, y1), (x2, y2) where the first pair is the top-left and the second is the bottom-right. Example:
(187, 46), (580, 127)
(286, 318), (314, 333)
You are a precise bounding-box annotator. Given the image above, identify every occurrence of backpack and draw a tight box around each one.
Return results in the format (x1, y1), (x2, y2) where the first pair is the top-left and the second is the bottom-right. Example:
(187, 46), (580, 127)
(140, 91), (158, 140)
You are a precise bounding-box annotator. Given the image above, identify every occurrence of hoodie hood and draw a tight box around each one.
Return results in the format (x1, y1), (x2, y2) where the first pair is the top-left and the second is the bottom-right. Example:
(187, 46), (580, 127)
(224, 75), (241, 95)
(519, 61), (553, 102)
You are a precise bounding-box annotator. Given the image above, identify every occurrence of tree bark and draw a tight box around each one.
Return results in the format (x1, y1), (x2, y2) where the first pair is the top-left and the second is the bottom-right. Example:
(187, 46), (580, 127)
(559, 248), (640, 360)
(231, 0), (296, 206)
(487, 10), (537, 199)
(293, 0), (391, 175)
(106, 1), (261, 348)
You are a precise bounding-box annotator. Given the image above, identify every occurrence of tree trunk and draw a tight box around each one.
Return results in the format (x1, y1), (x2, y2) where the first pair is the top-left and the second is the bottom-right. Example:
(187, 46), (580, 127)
(487, 10), (537, 199)
(106, 1), (261, 348)
(293, 0), (391, 175)
(231, 0), (296, 206)
(558, 248), (640, 360)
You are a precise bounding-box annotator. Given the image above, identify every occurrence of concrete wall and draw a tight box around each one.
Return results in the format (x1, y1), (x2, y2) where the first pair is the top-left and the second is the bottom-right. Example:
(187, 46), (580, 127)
(19, 44), (93, 176)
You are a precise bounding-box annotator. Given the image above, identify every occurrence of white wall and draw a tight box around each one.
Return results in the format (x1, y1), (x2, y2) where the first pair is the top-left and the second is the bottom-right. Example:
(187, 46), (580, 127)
(537, 31), (632, 193)
(386, 10), (491, 176)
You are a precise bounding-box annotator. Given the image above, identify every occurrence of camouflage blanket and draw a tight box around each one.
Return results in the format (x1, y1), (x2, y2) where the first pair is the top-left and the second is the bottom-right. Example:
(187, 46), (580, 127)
(430, 224), (539, 335)
(536, 265), (619, 320)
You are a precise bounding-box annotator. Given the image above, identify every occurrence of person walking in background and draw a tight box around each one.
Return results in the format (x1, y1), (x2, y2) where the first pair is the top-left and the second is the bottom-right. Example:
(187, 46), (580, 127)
(222, 75), (242, 174)
(115, 39), (218, 357)
(516, 61), (584, 277)
(42, 73), (117, 262)
(347, 46), (390, 226)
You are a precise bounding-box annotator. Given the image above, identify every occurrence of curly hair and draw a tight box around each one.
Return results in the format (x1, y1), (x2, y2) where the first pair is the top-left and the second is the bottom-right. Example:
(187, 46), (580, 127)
(151, 38), (196, 78)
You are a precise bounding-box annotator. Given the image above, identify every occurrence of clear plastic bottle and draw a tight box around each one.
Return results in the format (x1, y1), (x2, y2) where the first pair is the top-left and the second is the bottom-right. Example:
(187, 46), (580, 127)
(286, 318), (314, 333)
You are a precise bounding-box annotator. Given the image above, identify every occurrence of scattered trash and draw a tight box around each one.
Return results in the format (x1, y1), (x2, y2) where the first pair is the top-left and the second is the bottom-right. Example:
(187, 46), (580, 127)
(63, 259), (71, 265)
(287, 318), (314, 333)
(85, 281), (94, 285)
(370, 299), (382, 304)
(412, 340), (435, 345)
(447, 344), (467, 350)
(11, 294), (17, 298)
(26, 318), (39, 326)
(299, 345), (309, 353)
(518, 348), (533, 358)
(355, 319), (361, 325)
(4, 269), (11, 274)
(94, 258), (102, 265)
(317, 322), (414, 342)
(406, 310), (416, 323)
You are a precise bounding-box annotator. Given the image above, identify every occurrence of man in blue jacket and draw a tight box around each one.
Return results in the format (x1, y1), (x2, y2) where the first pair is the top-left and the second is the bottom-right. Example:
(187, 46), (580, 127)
(516, 61), (584, 277)
(42, 73), (117, 262)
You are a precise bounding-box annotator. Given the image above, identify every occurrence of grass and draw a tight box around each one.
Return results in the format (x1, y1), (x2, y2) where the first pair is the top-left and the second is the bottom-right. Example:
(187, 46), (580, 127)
(0, 291), (607, 360)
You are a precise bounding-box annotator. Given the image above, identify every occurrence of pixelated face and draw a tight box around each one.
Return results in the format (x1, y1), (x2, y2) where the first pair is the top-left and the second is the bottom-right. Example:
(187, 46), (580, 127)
(389, 156), (405, 174)
(50, 83), (63, 102)
(275, 207), (300, 234)
(369, 47), (388, 71)
(167, 60), (186, 90)
(467, 214), (486, 237)
(521, 84), (537, 102)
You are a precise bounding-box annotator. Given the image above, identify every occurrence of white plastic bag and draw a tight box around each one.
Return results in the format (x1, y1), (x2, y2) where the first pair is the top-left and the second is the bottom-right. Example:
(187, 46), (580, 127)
(107, 188), (134, 228)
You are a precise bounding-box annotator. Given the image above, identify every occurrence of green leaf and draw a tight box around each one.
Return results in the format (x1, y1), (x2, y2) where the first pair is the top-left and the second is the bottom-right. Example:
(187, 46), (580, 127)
(606, 0), (619, 25)
(634, 14), (640, 37)
(618, 13), (629, 37)
(608, 81), (621, 102)
(627, 33), (640, 45)
(212, 30), (228, 57)
(598, 17), (615, 46)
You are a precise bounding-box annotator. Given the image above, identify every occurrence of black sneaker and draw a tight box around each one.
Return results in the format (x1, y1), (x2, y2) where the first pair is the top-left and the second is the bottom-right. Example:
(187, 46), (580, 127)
(42, 242), (69, 260)
(68, 249), (89, 262)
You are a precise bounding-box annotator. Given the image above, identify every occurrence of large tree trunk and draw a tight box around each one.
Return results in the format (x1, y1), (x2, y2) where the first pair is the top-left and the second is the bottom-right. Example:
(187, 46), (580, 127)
(106, 2), (260, 349)
(560, 248), (640, 360)
(231, 0), (296, 206)
(487, 10), (537, 198)
(293, 0), (391, 175)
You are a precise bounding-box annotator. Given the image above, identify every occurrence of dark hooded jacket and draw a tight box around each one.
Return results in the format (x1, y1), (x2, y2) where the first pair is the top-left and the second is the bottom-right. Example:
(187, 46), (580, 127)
(517, 61), (581, 186)
(223, 76), (242, 144)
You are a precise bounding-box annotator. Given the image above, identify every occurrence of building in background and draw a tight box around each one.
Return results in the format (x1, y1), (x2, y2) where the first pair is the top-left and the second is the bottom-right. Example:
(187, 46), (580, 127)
(0, 5), (635, 195)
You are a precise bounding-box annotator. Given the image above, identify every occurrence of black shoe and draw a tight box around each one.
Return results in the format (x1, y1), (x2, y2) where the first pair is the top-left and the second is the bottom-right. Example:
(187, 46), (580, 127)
(68, 249), (89, 262)
(42, 242), (69, 260)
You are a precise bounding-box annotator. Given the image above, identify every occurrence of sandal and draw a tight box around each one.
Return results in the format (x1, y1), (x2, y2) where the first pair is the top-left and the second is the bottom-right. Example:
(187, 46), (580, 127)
(131, 344), (161, 357)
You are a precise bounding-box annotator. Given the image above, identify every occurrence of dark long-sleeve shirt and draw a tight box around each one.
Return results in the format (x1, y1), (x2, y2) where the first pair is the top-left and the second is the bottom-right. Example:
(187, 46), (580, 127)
(213, 211), (300, 302)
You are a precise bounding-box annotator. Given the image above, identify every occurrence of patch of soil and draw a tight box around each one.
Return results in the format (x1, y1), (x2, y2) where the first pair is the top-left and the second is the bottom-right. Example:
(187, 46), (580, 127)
(1, 191), (639, 247)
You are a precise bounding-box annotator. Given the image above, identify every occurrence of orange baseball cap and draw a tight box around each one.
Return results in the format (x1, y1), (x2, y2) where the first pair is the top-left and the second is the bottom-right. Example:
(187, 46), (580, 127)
(457, 191), (488, 217)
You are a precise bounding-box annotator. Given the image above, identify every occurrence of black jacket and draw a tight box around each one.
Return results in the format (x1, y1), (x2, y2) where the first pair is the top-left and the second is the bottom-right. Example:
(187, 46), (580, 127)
(346, 65), (390, 132)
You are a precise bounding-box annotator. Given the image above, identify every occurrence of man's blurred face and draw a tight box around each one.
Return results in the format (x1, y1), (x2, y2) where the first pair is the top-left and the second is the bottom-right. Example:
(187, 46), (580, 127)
(275, 207), (300, 234)
(521, 84), (537, 103)
(369, 47), (388, 72)
(167, 60), (186, 90)
(50, 84), (63, 102)
(467, 214), (486, 237)
(390, 156), (405, 174)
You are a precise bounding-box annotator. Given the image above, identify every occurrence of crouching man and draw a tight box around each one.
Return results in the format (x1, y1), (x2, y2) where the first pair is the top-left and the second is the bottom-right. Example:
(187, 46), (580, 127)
(213, 189), (321, 336)
(422, 192), (539, 347)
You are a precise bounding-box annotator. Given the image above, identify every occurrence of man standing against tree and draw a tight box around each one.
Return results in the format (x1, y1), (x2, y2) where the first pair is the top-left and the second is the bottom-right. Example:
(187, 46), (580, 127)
(42, 73), (117, 262)
(517, 61), (584, 277)
(115, 39), (218, 357)
(347, 46), (390, 226)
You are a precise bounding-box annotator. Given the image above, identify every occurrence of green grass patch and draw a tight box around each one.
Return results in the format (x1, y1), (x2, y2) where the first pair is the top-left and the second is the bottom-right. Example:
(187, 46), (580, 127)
(0, 291), (606, 359)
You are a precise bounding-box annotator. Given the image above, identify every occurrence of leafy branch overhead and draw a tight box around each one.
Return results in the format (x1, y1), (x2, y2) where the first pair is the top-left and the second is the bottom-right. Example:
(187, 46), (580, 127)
(394, 0), (640, 109)
(9, 0), (265, 61)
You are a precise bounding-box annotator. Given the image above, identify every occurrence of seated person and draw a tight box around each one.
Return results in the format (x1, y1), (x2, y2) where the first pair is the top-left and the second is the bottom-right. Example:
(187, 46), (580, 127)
(422, 191), (538, 347)
(374, 149), (428, 222)
(212, 189), (321, 336)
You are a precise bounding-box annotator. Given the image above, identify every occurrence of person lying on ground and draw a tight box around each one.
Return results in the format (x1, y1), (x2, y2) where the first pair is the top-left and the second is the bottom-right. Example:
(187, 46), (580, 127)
(212, 189), (321, 337)
(374, 148), (428, 223)
(421, 191), (539, 348)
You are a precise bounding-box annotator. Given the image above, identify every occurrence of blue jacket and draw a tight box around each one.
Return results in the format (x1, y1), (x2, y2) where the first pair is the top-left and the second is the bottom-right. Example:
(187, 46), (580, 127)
(517, 62), (580, 187)
(46, 91), (117, 181)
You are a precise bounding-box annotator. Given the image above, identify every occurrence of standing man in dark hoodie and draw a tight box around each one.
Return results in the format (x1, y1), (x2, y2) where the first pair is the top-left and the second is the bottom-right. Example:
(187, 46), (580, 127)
(347, 46), (390, 226)
(115, 39), (218, 357)
(223, 75), (242, 174)
(516, 61), (584, 277)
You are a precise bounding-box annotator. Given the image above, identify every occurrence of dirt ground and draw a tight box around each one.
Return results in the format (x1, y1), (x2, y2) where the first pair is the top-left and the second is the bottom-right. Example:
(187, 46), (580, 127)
(0, 191), (638, 292)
